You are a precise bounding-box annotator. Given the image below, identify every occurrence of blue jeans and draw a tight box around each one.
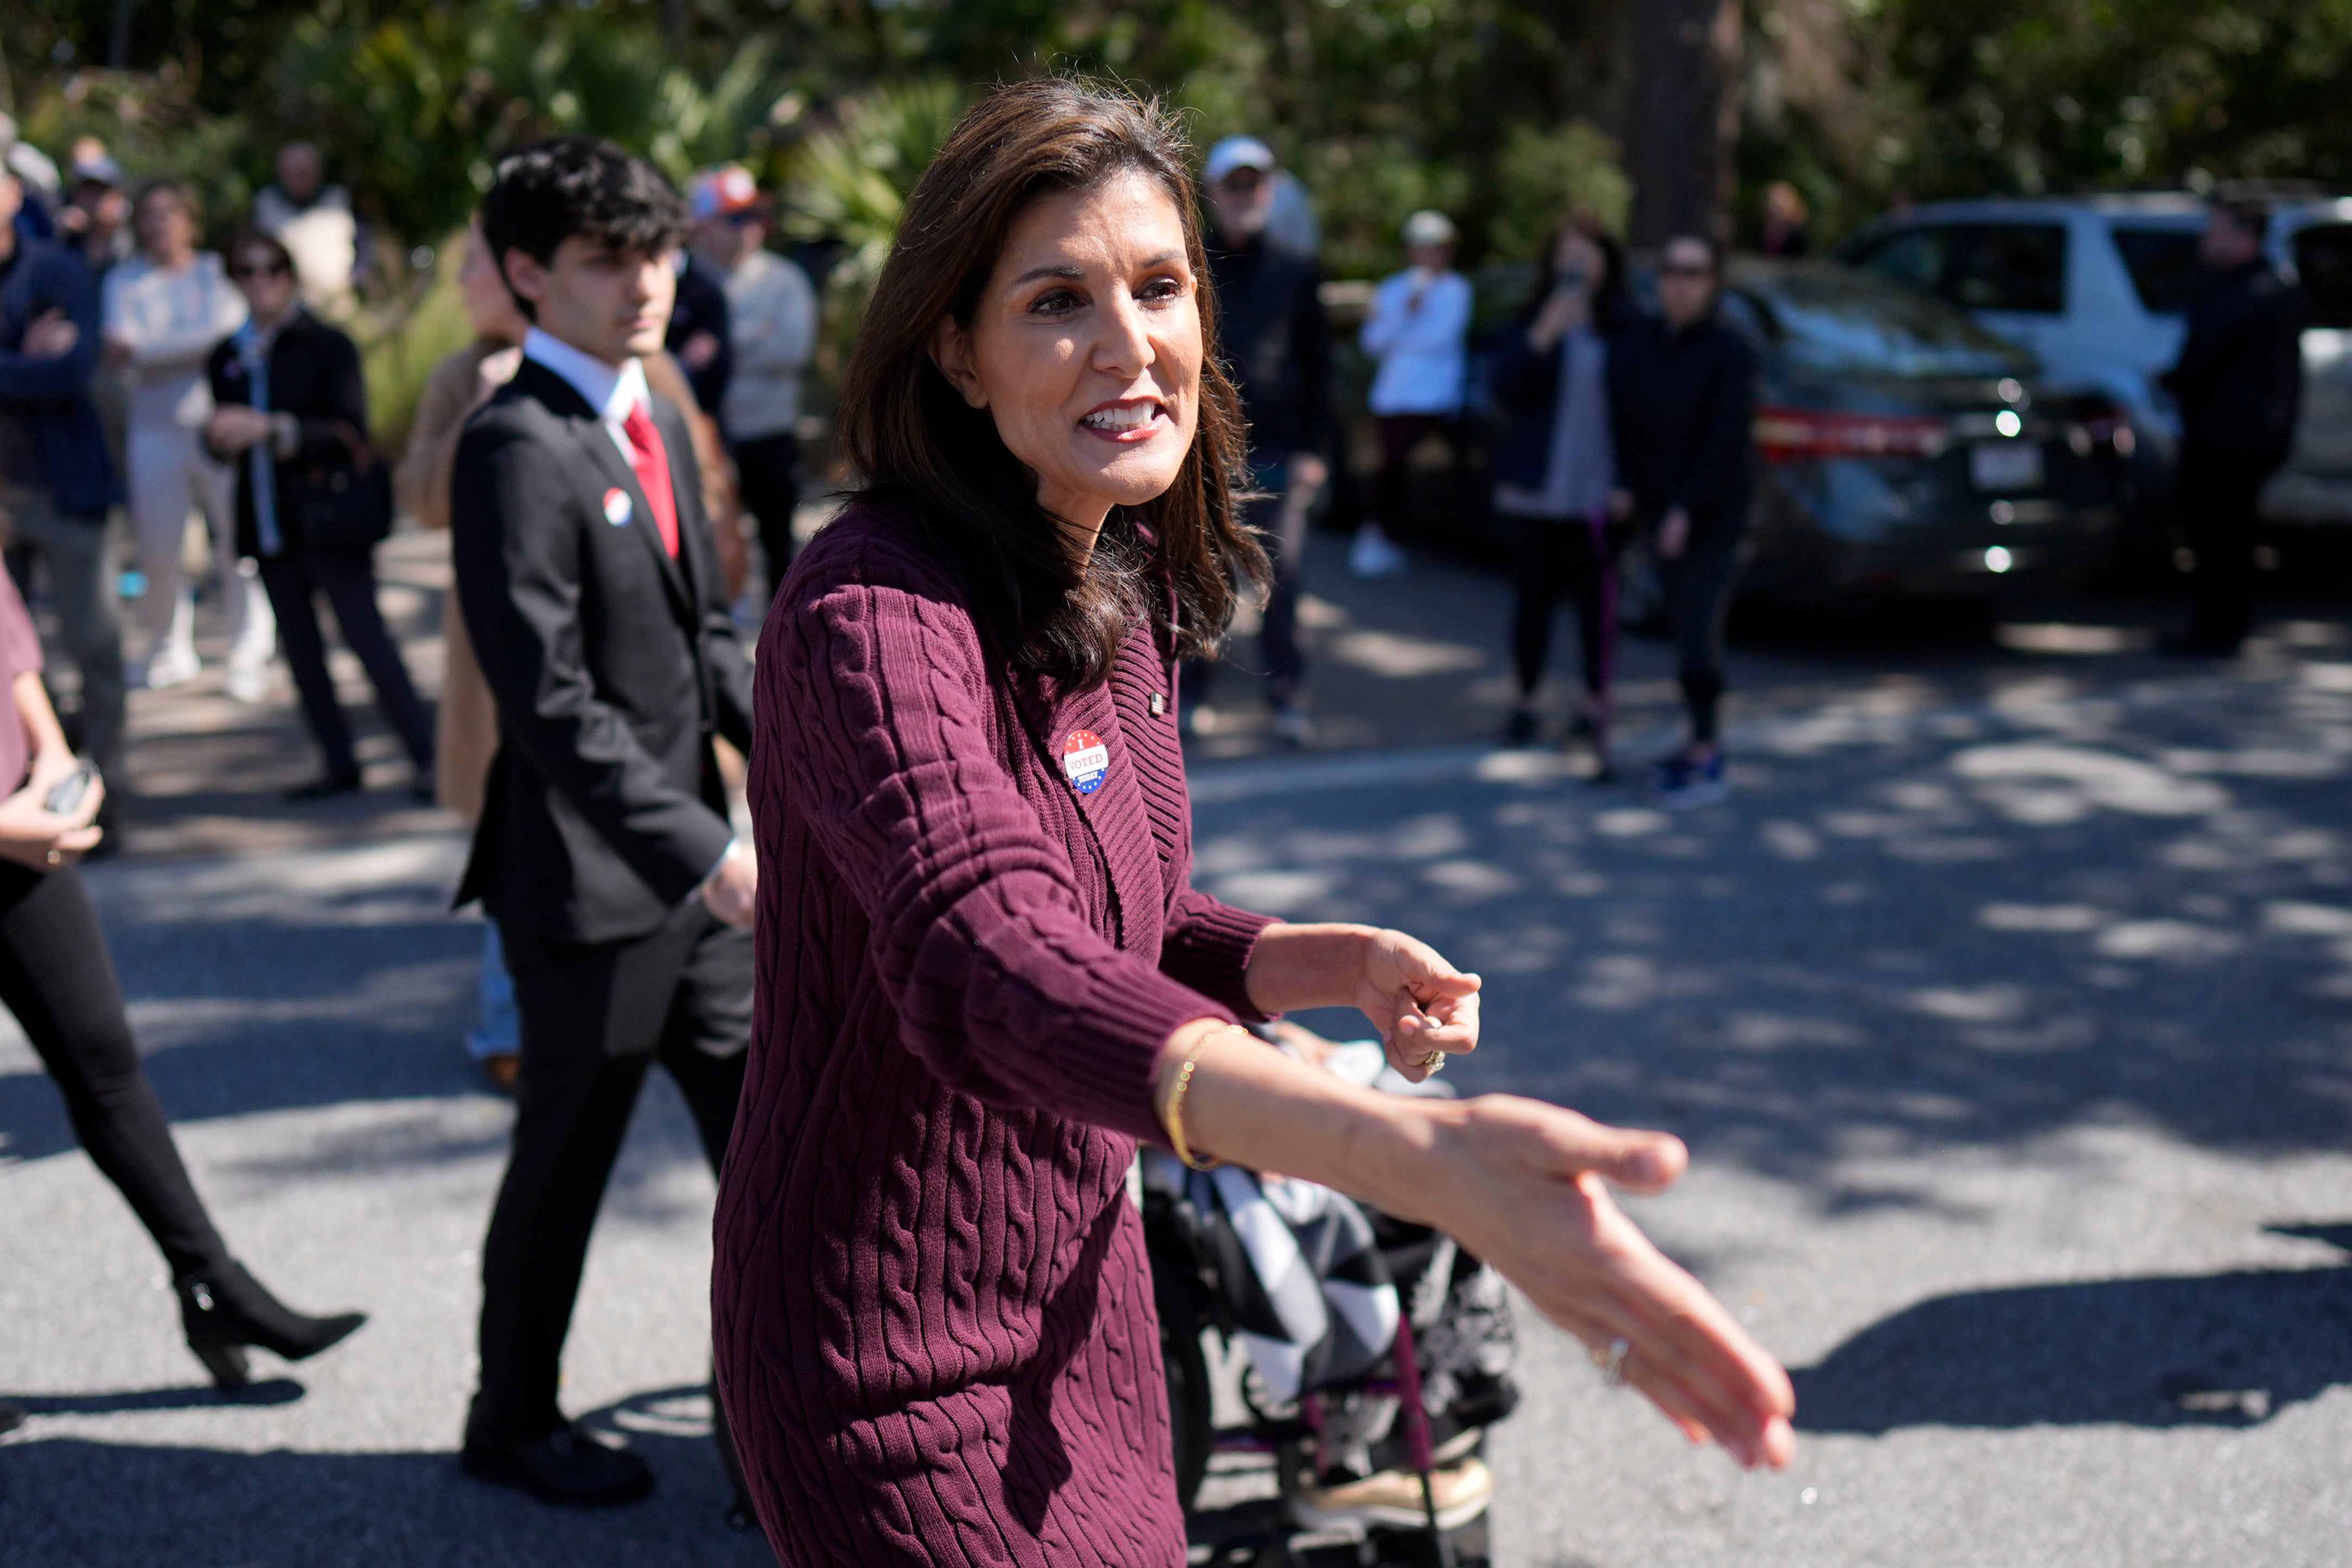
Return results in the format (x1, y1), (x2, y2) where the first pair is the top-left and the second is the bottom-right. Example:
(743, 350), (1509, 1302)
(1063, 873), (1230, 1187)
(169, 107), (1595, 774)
(467, 922), (520, 1060)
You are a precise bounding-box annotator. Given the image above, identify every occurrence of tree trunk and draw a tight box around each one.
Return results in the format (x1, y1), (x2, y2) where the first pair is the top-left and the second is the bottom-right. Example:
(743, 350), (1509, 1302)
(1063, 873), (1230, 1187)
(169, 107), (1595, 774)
(1629, 0), (1743, 247)
(110, 0), (138, 70)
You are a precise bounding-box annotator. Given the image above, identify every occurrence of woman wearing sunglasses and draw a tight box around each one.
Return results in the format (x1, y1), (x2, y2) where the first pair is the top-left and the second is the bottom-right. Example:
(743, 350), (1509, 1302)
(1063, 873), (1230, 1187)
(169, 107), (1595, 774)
(1609, 234), (1756, 809)
(203, 231), (434, 799)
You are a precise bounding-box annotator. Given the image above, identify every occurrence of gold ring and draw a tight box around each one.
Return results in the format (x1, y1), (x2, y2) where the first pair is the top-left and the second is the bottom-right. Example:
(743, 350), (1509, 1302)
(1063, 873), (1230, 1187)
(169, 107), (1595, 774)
(45, 849), (62, 866)
(1416, 1049), (1446, 1072)
(1592, 1335), (1632, 1388)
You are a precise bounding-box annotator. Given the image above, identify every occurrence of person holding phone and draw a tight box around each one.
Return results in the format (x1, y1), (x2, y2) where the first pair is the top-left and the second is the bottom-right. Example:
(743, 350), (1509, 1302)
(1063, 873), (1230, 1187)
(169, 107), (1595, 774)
(0, 565), (364, 1415)
(1491, 213), (1637, 772)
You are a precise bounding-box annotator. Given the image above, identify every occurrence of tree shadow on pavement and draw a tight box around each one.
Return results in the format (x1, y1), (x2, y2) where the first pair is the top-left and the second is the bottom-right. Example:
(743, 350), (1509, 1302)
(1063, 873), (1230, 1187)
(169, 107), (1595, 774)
(0, 1385), (775, 1568)
(1191, 636), (2352, 1193)
(1791, 1224), (2352, 1434)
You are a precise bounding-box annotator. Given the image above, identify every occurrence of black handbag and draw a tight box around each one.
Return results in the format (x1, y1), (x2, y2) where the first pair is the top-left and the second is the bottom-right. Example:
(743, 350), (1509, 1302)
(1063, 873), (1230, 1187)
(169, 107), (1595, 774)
(291, 421), (393, 556)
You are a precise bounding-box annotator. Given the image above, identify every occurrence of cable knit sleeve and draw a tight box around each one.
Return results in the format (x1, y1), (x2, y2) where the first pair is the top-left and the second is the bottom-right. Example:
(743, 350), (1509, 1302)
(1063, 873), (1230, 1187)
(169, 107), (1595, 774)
(1159, 887), (1276, 1023)
(768, 541), (1239, 1145)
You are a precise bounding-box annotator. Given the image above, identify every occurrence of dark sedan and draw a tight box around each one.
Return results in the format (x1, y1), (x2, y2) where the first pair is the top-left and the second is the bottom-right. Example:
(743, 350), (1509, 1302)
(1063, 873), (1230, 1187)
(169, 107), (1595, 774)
(1712, 259), (2126, 605)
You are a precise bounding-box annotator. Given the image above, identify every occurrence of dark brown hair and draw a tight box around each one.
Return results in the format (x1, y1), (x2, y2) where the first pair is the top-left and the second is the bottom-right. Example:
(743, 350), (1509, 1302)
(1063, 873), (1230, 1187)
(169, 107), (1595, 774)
(130, 176), (199, 241)
(1525, 208), (1629, 328)
(838, 77), (1267, 689)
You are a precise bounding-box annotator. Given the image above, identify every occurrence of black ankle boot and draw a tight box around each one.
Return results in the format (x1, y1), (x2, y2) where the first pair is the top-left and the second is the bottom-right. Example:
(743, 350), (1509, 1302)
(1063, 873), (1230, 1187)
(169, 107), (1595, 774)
(176, 1260), (367, 1390)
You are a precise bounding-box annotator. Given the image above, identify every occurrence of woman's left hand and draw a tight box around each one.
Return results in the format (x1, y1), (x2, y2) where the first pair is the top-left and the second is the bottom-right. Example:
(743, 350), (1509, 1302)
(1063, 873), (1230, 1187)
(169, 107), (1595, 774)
(0, 751), (105, 872)
(1352, 928), (1480, 1083)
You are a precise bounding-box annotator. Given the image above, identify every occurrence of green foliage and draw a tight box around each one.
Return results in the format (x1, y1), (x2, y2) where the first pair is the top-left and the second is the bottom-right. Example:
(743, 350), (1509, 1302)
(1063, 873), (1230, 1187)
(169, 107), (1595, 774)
(357, 246), (474, 458)
(1853, 0), (2352, 200)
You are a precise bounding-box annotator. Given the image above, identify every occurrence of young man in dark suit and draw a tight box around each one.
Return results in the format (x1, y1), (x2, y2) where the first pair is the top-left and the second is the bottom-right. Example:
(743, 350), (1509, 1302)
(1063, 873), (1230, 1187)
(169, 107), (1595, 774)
(449, 137), (758, 1507)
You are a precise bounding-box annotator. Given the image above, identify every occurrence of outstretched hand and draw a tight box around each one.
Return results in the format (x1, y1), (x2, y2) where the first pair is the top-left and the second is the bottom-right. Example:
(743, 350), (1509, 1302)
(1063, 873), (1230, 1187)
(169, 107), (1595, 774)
(1404, 1095), (1797, 1470)
(1350, 928), (1480, 1084)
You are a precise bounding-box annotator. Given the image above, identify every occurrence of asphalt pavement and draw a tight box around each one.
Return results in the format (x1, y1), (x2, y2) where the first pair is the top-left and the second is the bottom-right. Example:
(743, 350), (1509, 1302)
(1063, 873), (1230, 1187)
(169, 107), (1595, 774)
(4, 521), (2351, 1566)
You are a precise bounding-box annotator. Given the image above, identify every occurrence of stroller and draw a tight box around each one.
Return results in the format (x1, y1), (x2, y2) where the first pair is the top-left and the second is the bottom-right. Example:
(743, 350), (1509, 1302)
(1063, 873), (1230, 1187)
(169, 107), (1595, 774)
(1141, 1028), (1520, 1567)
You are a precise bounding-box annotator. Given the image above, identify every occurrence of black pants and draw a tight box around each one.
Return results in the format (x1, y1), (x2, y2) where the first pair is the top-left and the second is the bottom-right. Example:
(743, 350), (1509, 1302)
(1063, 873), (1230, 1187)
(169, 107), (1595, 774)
(1659, 545), (1742, 745)
(2178, 444), (2283, 655)
(470, 898), (752, 1445)
(1511, 516), (1621, 717)
(1184, 455), (1305, 712)
(258, 548), (434, 780)
(732, 433), (800, 603)
(1373, 415), (1454, 537)
(1, 862), (228, 1279)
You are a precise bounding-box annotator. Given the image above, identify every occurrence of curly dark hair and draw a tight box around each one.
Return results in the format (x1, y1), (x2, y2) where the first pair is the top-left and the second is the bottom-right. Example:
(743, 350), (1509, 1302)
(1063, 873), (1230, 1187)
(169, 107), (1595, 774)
(479, 136), (688, 321)
(838, 77), (1268, 690)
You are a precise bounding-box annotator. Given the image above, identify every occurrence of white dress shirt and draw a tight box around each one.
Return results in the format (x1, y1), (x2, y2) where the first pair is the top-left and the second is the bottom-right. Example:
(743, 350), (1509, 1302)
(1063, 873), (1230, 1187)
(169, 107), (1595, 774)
(523, 327), (650, 467)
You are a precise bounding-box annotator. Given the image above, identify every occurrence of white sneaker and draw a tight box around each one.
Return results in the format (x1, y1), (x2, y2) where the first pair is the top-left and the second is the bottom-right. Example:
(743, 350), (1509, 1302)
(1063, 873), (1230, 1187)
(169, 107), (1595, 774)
(141, 644), (201, 691)
(223, 660), (272, 705)
(1291, 1455), (1493, 1532)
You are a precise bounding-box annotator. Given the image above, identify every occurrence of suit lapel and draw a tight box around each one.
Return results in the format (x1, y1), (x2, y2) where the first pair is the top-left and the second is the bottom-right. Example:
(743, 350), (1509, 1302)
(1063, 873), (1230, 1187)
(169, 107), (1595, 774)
(562, 394), (694, 620)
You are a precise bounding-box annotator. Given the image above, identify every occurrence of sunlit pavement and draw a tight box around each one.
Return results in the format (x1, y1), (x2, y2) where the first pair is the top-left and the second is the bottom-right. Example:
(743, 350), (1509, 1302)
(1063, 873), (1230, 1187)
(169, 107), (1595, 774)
(6, 522), (2352, 1564)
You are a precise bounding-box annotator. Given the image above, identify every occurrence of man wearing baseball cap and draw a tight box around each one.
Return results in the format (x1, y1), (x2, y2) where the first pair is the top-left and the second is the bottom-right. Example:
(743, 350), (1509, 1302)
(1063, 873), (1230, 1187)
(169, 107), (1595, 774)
(1194, 135), (1331, 744)
(690, 164), (816, 599)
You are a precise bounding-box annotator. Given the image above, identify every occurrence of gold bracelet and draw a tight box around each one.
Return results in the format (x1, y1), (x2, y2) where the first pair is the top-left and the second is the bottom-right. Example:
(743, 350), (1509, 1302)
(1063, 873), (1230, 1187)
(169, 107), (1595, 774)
(1163, 1031), (1225, 1172)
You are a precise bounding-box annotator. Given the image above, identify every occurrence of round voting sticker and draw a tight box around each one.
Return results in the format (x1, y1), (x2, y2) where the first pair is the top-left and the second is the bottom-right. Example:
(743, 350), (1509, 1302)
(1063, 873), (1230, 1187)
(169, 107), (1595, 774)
(603, 487), (633, 527)
(1061, 729), (1109, 795)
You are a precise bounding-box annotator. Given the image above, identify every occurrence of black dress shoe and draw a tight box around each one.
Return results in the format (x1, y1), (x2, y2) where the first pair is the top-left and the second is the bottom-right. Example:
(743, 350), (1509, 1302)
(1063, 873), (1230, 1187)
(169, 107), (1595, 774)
(1500, 707), (1539, 747)
(462, 1423), (656, 1507)
(177, 1259), (367, 1390)
(285, 770), (363, 802)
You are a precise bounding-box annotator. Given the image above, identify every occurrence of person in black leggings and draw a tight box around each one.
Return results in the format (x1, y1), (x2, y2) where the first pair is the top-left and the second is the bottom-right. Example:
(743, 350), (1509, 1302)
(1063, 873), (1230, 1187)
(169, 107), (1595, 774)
(0, 568), (362, 1425)
(1490, 214), (1637, 774)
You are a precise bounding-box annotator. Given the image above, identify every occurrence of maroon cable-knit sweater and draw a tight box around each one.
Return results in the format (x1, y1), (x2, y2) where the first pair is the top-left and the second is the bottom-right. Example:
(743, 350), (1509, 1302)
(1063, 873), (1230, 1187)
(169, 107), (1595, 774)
(713, 504), (1278, 1566)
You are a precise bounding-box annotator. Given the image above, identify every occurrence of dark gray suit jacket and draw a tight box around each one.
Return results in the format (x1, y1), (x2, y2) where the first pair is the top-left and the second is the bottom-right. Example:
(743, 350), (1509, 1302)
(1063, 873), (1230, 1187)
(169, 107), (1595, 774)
(450, 355), (755, 945)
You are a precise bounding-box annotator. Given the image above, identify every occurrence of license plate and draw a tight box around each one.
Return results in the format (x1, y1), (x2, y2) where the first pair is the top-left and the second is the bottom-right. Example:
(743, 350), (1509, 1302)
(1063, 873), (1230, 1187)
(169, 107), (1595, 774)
(1970, 441), (2044, 492)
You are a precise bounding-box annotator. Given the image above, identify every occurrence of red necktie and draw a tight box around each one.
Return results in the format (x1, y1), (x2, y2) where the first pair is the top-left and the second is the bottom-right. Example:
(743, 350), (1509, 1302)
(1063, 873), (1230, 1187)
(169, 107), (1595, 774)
(621, 400), (681, 558)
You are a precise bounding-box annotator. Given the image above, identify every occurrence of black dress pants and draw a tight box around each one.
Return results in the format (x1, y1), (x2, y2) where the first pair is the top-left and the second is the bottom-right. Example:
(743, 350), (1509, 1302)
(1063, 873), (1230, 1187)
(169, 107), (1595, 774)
(258, 548), (434, 780)
(2178, 443), (2285, 655)
(469, 897), (751, 1445)
(0, 862), (228, 1279)
(731, 433), (801, 602)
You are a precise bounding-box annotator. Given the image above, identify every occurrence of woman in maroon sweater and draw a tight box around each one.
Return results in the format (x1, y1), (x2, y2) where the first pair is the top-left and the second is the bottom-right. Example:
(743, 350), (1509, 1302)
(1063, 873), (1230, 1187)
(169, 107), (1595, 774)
(712, 80), (1794, 1566)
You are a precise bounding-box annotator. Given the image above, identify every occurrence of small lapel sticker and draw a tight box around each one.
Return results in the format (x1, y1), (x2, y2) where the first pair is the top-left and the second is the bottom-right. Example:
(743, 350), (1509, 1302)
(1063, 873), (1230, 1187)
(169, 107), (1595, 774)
(1062, 729), (1110, 796)
(602, 488), (632, 527)
(1148, 692), (1167, 717)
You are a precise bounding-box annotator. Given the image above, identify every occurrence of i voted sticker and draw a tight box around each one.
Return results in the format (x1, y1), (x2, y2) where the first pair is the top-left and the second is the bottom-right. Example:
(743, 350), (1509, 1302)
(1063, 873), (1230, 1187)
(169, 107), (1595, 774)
(1061, 729), (1109, 796)
(602, 487), (633, 527)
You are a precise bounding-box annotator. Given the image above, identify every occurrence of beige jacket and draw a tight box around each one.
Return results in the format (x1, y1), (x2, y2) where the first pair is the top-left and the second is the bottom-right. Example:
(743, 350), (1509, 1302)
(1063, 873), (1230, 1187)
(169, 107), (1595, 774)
(399, 340), (744, 822)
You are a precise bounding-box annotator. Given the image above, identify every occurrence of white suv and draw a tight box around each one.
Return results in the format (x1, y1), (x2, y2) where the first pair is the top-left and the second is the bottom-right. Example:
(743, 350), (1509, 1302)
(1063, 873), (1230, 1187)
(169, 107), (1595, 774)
(1837, 194), (2352, 528)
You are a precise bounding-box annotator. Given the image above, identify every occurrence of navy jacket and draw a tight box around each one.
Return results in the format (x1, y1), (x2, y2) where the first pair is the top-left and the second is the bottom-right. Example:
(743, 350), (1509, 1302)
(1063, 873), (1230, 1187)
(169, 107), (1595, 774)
(1608, 311), (1756, 548)
(1489, 299), (1639, 496)
(2162, 260), (2303, 459)
(0, 236), (120, 519)
(204, 312), (372, 559)
(1206, 232), (1330, 456)
(666, 254), (733, 419)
